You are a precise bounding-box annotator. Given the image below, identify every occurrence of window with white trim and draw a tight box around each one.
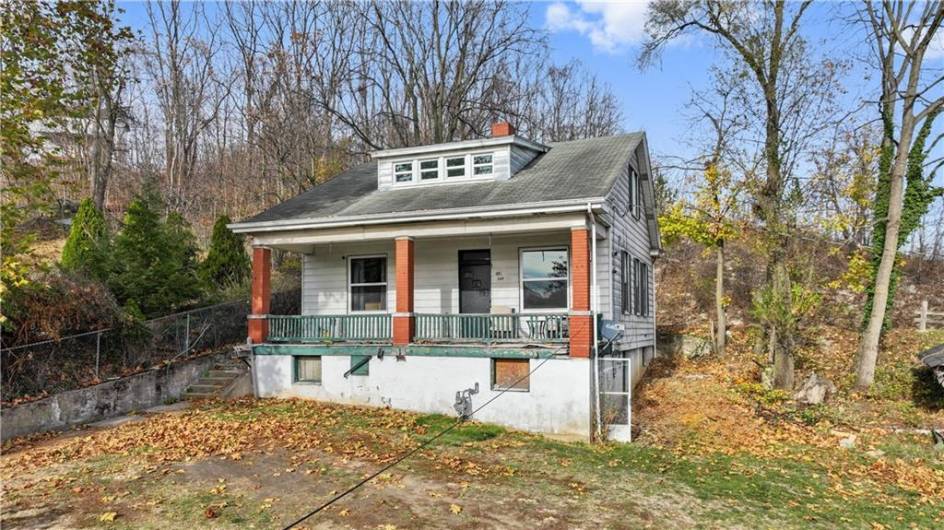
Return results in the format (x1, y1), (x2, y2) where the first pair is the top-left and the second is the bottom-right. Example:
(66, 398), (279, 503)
(419, 159), (439, 180)
(349, 256), (387, 311)
(394, 162), (413, 183)
(520, 248), (568, 310)
(446, 156), (466, 177)
(294, 356), (322, 384)
(628, 166), (638, 218)
(472, 153), (493, 176)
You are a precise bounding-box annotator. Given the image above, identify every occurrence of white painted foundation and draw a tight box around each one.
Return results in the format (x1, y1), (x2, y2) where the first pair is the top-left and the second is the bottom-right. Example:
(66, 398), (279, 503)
(253, 354), (592, 439)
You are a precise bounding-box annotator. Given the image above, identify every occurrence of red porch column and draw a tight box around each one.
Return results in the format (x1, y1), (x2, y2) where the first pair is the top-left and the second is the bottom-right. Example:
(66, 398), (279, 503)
(248, 246), (272, 344)
(569, 227), (592, 358)
(393, 237), (415, 345)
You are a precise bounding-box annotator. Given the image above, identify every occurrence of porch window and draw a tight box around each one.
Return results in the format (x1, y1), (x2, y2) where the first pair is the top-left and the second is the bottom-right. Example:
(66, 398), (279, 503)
(446, 156), (466, 177)
(492, 358), (530, 391)
(394, 161), (413, 183)
(294, 356), (322, 384)
(520, 248), (568, 310)
(472, 153), (493, 176)
(420, 159), (439, 180)
(350, 256), (387, 311)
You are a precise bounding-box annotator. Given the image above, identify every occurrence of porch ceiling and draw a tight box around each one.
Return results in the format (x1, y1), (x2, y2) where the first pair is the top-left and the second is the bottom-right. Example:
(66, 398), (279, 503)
(254, 212), (599, 251)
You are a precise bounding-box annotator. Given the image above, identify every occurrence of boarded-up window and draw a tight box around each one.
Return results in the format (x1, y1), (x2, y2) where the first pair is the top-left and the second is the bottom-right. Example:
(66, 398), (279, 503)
(294, 356), (322, 383)
(492, 358), (530, 391)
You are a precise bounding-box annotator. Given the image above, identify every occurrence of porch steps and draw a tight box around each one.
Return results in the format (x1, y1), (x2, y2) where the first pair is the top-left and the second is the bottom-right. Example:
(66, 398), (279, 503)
(183, 359), (246, 400)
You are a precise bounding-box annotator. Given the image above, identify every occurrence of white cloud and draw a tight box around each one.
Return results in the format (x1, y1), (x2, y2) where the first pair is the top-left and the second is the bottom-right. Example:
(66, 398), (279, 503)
(545, 1), (650, 54)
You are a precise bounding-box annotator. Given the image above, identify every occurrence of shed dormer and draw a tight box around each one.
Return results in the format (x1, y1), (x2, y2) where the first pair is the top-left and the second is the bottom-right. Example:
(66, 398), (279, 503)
(372, 122), (548, 190)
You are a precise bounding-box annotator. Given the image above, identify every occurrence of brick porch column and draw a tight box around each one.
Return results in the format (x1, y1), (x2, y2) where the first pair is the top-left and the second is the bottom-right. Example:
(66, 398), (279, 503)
(569, 227), (592, 358)
(393, 237), (414, 345)
(248, 246), (271, 344)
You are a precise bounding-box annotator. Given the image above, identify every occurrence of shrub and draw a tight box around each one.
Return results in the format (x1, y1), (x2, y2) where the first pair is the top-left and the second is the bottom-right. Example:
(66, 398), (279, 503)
(199, 215), (249, 290)
(109, 192), (202, 317)
(3, 270), (121, 345)
(60, 198), (110, 281)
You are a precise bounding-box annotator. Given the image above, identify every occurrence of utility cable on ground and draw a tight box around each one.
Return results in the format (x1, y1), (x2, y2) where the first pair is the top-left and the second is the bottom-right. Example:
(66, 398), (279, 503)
(281, 350), (561, 529)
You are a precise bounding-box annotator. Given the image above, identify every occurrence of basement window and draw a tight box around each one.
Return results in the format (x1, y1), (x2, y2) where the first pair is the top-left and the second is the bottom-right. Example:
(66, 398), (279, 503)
(294, 356), (322, 384)
(492, 358), (530, 391)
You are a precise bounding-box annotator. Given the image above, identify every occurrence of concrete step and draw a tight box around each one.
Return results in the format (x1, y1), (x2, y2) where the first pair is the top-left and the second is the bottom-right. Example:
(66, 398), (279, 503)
(184, 391), (217, 399)
(207, 369), (242, 378)
(199, 376), (238, 384)
(188, 383), (226, 393)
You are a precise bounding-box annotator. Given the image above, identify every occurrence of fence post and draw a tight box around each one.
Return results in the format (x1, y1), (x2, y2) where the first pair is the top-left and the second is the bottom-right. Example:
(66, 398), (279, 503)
(184, 313), (191, 353)
(95, 331), (101, 380)
(919, 299), (929, 332)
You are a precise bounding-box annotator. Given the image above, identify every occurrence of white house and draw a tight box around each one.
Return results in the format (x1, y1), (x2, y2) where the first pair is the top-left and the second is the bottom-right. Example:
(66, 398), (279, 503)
(230, 123), (661, 441)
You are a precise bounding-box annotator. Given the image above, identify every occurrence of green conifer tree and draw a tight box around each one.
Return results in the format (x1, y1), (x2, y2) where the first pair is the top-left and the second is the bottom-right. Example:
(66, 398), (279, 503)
(61, 198), (110, 281)
(109, 192), (202, 316)
(199, 215), (249, 289)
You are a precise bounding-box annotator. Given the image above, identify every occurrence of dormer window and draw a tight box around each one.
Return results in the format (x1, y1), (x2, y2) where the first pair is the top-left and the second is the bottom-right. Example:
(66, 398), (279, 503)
(420, 159), (439, 180)
(446, 156), (466, 178)
(395, 162), (413, 183)
(473, 154), (493, 176)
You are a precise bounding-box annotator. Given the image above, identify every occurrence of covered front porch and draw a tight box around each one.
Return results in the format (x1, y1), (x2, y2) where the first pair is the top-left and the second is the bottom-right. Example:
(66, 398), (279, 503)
(245, 211), (601, 358)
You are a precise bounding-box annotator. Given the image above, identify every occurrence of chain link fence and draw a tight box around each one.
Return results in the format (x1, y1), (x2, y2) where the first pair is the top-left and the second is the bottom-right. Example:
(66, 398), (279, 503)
(1, 290), (299, 403)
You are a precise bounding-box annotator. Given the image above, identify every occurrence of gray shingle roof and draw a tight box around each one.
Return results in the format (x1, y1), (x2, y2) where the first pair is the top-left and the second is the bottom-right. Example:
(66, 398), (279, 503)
(239, 133), (644, 226)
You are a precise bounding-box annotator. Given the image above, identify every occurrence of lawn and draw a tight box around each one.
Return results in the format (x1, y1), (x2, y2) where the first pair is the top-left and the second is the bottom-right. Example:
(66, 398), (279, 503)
(2, 386), (942, 529)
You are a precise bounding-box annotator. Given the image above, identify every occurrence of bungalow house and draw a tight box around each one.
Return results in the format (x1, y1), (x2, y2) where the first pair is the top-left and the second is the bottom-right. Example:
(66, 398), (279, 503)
(230, 123), (661, 441)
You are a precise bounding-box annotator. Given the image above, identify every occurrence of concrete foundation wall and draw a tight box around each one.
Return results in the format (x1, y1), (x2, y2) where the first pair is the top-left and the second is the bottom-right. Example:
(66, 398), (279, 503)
(254, 354), (592, 439)
(0, 352), (227, 441)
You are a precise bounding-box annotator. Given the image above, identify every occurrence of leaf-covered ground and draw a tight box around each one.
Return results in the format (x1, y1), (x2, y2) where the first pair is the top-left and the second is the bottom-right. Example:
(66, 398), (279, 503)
(2, 379), (942, 530)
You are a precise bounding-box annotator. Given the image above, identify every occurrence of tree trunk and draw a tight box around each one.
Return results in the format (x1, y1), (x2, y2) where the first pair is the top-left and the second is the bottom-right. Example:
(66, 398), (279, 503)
(857, 118), (914, 389)
(714, 242), (726, 355)
(770, 259), (794, 389)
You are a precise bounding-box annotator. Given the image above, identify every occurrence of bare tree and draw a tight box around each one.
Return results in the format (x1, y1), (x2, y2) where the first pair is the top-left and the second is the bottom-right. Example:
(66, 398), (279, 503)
(642, 1), (844, 389)
(856, 0), (944, 389)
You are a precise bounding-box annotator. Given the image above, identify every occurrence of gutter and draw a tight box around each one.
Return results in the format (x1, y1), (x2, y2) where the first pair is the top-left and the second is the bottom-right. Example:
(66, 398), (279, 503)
(228, 198), (608, 234)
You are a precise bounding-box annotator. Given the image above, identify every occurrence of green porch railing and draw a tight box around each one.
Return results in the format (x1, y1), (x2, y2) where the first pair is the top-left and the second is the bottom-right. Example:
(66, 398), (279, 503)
(414, 313), (568, 343)
(267, 314), (391, 343)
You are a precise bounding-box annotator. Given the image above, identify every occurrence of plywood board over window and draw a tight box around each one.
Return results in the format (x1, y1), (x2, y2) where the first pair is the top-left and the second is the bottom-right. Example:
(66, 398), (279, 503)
(492, 358), (530, 391)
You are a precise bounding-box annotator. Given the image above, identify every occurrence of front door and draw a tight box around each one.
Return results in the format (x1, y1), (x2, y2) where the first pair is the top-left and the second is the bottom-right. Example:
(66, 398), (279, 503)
(458, 250), (491, 314)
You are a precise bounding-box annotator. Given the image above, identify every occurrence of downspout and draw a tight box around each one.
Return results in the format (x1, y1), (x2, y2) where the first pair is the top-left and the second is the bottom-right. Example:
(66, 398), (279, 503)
(588, 203), (602, 441)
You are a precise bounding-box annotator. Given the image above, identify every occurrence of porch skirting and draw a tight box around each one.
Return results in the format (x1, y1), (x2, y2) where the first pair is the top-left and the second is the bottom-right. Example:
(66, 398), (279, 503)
(252, 353), (593, 440)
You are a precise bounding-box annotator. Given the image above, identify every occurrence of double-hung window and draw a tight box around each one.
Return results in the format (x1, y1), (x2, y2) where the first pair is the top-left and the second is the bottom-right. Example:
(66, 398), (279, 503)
(394, 161), (413, 183)
(349, 256), (387, 312)
(419, 159), (439, 180)
(472, 154), (493, 176)
(446, 156), (466, 177)
(521, 248), (568, 311)
(632, 257), (641, 316)
(620, 251), (630, 314)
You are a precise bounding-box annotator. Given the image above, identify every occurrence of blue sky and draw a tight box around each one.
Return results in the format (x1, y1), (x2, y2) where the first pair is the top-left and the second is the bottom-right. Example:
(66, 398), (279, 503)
(117, 1), (941, 176)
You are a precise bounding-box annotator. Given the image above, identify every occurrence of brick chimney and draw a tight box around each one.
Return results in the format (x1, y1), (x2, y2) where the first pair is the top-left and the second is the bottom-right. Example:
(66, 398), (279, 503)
(491, 121), (516, 137)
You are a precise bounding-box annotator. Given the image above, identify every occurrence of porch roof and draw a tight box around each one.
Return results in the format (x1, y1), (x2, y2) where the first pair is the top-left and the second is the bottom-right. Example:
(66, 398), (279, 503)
(231, 133), (644, 232)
